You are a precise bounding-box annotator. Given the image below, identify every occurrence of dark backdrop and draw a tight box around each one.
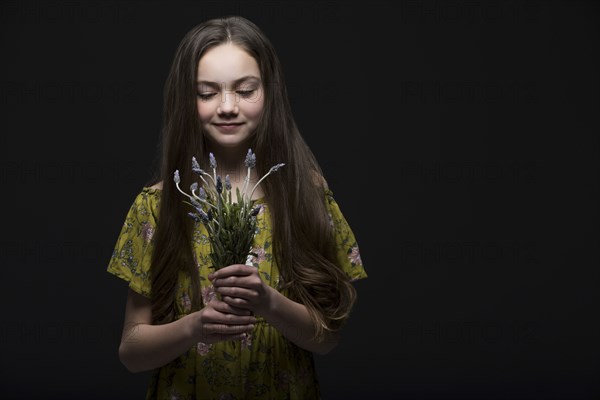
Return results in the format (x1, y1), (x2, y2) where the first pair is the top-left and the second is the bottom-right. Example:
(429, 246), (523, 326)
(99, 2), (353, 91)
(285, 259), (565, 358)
(0, 1), (598, 399)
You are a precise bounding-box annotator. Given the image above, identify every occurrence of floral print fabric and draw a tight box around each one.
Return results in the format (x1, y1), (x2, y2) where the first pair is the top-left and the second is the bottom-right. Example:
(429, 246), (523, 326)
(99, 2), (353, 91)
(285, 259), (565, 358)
(107, 186), (367, 399)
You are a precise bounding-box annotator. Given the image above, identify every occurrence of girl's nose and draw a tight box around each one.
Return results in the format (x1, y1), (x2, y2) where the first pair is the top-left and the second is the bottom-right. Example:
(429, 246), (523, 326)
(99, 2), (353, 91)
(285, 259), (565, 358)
(217, 91), (239, 114)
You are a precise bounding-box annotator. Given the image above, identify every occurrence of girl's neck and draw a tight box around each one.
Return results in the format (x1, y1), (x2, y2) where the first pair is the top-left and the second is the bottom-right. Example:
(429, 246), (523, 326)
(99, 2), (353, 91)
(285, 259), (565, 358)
(205, 146), (256, 183)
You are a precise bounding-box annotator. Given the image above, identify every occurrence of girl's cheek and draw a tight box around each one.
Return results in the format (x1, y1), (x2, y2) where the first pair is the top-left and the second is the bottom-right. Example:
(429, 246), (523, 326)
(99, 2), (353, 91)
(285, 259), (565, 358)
(245, 96), (265, 118)
(197, 102), (212, 122)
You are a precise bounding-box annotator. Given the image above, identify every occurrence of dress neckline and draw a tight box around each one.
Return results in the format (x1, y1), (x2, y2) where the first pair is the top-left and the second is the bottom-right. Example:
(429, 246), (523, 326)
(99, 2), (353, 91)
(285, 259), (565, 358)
(143, 186), (267, 204)
(142, 186), (334, 202)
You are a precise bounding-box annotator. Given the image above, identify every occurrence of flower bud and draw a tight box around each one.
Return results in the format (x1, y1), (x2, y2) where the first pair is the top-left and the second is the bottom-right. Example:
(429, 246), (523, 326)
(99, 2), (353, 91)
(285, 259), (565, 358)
(250, 205), (261, 217)
(244, 149), (256, 169)
(216, 176), (223, 193)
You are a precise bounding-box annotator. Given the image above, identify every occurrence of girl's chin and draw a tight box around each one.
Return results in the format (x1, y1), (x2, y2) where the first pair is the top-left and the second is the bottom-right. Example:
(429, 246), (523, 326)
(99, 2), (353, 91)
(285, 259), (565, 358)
(206, 133), (254, 148)
(217, 137), (248, 147)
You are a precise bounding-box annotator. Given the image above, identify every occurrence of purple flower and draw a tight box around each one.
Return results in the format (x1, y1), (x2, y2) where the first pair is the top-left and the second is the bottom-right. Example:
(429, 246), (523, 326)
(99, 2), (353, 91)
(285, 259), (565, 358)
(244, 148), (256, 169)
(196, 342), (212, 356)
(349, 246), (363, 265)
(173, 169), (180, 184)
(141, 222), (154, 243)
(250, 246), (266, 264)
(192, 156), (202, 174)
(209, 152), (217, 169)
(241, 332), (253, 349)
(190, 197), (202, 209)
(248, 163), (285, 200)
(225, 175), (231, 191)
(187, 212), (201, 223)
(201, 285), (217, 304)
(270, 163), (285, 173)
(188, 208), (209, 223)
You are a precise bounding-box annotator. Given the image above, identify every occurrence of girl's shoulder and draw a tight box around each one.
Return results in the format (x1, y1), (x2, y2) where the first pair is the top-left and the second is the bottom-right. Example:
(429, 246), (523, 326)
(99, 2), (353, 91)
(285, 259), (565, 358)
(141, 181), (163, 198)
(311, 171), (329, 191)
(148, 181), (163, 190)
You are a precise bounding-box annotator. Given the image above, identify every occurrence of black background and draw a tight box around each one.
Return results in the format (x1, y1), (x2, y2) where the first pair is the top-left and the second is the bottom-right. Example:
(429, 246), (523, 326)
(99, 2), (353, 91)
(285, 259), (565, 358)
(1, 1), (599, 399)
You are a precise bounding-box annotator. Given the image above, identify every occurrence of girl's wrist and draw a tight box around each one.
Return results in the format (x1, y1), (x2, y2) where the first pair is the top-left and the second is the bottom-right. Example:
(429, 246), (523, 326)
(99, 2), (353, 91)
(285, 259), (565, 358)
(260, 285), (279, 320)
(180, 312), (200, 343)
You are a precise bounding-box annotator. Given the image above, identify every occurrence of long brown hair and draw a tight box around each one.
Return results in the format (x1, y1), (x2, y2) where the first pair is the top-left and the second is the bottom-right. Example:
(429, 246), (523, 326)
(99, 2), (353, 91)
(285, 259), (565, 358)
(146, 15), (357, 341)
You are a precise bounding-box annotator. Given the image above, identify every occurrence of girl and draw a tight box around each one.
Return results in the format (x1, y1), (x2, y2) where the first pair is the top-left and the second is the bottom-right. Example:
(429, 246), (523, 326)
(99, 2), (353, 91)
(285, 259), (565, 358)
(107, 15), (367, 399)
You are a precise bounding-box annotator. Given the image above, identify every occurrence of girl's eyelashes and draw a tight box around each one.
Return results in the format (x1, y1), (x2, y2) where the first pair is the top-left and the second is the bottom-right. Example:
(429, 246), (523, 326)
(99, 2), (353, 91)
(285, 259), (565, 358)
(197, 93), (216, 100)
(237, 89), (256, 97)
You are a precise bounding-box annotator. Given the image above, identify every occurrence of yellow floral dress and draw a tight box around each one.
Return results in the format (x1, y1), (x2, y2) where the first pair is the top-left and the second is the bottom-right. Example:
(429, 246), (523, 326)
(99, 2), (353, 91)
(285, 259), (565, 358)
(107, 186), (367, 400)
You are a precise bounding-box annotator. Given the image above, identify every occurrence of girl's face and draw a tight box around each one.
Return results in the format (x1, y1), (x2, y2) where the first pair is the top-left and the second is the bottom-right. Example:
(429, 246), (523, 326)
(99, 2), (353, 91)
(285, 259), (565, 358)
(196, 43), (265, 150)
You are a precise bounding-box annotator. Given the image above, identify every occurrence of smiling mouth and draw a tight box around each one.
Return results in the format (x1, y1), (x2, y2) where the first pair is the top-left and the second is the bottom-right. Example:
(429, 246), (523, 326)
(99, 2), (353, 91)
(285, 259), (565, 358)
(213, 123), (244, 132)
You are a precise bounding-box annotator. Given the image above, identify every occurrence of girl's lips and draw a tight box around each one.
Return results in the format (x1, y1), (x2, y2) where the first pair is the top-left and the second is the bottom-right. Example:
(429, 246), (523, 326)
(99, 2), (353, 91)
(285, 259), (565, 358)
(214, 123), (244, 132)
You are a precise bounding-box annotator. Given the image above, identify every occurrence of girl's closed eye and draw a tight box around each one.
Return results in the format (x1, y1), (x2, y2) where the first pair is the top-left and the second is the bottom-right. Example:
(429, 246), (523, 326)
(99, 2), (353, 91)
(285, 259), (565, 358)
(197, 90), (255, 100)
(197, 92), (216, 100)
(237, 89), (256, 97)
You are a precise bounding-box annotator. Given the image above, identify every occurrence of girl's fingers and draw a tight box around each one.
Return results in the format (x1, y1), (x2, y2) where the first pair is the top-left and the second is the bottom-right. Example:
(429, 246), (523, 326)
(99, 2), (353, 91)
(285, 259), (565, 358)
(209, 264), (254, 281)
(213, 274), (261, 289)
(220, 312), (256, 325)
(221, 295), (249, 308)
(210, 333), (247, 343)
(211, 300), (253, 316)
(204, 303), (256, 323)
(215, 286), (256, 299)
(203, 323), (254, 335)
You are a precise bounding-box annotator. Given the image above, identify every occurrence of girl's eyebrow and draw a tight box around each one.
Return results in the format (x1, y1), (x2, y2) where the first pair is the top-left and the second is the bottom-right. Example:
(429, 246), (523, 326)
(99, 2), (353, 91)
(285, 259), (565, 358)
(197, 75), (261, 88)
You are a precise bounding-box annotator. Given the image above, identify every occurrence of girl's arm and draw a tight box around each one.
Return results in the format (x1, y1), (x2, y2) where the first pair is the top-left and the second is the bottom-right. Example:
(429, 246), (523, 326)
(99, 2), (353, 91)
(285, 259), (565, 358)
(262, 286), (341, 354)
(210, 265), (341, 355)
(118, 288), (255, 373)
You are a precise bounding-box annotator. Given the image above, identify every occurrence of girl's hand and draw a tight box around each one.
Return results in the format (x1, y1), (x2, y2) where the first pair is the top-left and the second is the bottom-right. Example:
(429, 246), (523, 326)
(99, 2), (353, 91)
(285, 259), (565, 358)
(187, 297), (256, 344)
(209, 264), (273, 316)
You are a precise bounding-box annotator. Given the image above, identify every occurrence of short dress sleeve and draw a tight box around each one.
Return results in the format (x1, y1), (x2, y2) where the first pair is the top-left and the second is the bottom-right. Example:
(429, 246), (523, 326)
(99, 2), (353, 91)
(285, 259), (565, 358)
(106, 188), (159, 298)
(324, 188), (367, 282)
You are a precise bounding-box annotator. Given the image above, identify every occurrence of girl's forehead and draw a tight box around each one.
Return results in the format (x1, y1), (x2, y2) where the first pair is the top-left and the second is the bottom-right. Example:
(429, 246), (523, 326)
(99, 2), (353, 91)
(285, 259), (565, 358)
(197, 44), (260, 80)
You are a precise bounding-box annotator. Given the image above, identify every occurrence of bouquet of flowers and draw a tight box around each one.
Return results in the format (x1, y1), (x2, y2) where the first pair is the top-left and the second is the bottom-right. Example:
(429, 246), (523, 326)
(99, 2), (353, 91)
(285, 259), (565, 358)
(174, 149), (285, 270)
